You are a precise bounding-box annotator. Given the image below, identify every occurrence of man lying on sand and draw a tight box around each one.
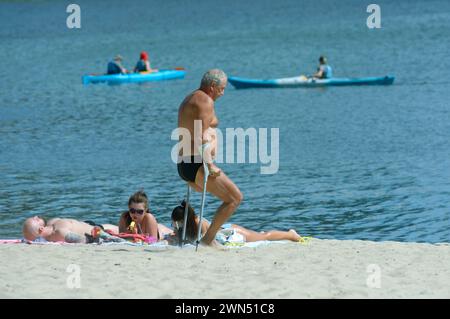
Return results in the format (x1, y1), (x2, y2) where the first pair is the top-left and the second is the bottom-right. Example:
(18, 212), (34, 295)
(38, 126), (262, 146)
(22, 216), (118, 243)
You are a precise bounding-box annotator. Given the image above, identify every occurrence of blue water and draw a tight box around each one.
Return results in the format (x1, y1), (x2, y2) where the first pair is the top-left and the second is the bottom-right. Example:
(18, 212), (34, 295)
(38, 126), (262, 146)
(0, 0), (449, 242)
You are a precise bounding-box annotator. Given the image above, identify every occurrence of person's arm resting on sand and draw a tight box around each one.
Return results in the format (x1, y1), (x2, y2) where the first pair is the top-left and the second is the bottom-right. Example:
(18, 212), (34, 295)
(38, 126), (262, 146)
(56, 228), (86, 243)
(143, 213), (159, 239)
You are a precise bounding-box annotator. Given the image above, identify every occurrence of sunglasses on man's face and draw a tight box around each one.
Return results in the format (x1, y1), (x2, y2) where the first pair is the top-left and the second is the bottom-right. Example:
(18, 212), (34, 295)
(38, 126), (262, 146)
(129, 208), (145, 215)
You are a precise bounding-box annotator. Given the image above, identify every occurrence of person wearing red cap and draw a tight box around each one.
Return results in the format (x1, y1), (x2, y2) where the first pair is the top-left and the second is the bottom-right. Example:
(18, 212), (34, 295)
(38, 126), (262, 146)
(134, 51), (156, 73)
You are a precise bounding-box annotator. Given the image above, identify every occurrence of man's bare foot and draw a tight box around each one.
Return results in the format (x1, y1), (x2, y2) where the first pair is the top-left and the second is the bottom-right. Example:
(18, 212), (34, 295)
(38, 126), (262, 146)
(289, 229), (302, 241)
(199, 238), (225, 249)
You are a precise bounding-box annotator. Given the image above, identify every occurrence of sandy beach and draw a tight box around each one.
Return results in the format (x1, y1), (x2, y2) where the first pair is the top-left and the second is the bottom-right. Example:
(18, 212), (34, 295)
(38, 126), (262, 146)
(1, 239), (449, 299)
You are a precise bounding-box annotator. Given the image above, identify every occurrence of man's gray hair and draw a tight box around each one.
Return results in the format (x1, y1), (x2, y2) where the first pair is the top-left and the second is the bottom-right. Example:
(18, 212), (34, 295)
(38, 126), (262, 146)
(200, 69), (227, 87)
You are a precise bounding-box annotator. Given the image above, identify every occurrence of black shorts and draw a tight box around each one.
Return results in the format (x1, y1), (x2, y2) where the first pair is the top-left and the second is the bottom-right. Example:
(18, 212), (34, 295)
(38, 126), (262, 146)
(177, 156), (203, 183)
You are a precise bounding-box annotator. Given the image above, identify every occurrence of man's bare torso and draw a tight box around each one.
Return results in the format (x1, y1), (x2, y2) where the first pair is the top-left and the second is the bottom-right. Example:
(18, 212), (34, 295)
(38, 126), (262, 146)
(46, 218), (93, 242)
(178, 90), (218, 156)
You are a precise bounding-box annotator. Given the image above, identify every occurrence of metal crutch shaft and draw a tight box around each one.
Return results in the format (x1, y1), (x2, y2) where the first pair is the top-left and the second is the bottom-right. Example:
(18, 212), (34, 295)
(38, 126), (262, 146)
(181, 184), (191, 247)
(195, 163), (209, 251)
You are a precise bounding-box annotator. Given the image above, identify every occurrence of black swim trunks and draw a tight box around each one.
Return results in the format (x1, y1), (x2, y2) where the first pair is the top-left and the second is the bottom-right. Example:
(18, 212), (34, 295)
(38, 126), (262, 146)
(177, 155), (203, 182)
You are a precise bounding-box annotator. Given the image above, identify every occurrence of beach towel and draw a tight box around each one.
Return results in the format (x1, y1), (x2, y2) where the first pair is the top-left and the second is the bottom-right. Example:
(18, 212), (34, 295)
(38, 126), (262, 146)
(215, 228), (245, 246)
(0, 235), (313, 249)
(90, 227), (157, 244)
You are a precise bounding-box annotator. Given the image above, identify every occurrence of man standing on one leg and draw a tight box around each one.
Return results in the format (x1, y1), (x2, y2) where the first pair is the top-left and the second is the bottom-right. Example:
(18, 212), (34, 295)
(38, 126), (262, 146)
(177, 69), (243, 245)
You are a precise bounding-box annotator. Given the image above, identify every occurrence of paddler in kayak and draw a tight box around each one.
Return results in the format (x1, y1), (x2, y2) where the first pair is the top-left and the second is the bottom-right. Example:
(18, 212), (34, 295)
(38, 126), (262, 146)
(177, 69), (243, 246)
(312, 55), (333, 79)
(107, 54), (128, 74)
(133, 51), (158, 73)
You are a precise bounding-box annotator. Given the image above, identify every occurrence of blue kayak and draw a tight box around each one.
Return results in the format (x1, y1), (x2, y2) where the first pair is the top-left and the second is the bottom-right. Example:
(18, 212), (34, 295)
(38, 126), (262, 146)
(228, 75), (395, 89)
(82, 69), (185, 85)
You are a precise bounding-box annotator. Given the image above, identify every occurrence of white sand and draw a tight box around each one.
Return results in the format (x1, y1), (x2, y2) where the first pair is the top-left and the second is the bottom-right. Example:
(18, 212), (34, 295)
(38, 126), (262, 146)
(0, 239), (449, 298)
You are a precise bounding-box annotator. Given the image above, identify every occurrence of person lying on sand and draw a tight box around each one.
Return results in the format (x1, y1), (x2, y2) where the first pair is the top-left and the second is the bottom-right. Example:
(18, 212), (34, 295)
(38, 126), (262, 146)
(118, 190), (173, 241)
(22, 216), (118, 243)
(169, 201), (302, 245)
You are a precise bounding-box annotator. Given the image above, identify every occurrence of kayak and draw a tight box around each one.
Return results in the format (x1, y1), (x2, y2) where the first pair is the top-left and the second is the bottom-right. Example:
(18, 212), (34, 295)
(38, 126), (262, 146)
(228, 75), (395, 89)
(82, 69), (185, 85)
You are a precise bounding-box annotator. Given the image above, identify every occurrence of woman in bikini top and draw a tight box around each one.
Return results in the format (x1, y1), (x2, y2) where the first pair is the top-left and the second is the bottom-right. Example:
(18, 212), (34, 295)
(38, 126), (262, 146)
(118, 190), (161, 240)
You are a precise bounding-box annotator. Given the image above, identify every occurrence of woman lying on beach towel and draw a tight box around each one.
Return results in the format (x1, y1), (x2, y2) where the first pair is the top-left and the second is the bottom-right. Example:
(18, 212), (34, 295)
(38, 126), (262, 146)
(118, 190), (173, 241)
(22, 216), (118, 243)
(170, 201), (302, 245)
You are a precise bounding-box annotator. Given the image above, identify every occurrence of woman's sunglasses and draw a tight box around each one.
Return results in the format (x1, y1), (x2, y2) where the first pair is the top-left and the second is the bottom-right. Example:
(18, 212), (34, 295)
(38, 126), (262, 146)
(129, 208), (145, 215)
